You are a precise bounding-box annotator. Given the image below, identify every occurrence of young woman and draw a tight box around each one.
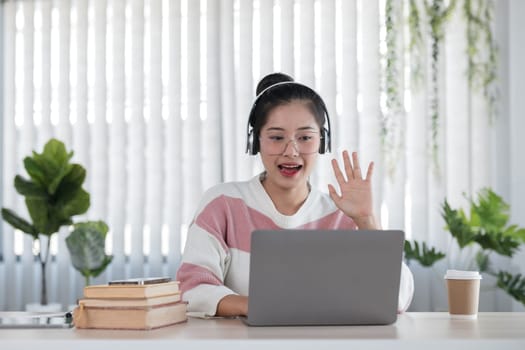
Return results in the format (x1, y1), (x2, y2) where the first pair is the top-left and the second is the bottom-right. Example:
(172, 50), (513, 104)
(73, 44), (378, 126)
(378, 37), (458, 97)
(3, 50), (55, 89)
(176, 73), (414, 317)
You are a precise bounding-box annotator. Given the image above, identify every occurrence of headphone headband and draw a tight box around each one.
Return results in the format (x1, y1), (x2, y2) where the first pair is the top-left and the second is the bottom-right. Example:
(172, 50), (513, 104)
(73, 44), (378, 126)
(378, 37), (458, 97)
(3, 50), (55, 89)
(246, 81), (332, 155)
(254, 81), (306, 102)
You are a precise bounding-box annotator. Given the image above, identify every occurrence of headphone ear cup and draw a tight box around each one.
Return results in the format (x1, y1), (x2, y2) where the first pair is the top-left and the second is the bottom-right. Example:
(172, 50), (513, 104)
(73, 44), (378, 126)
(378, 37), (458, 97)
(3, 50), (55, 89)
(246, 129), (260, 155)
(252, 137), (259, 155)
(246, 130), (254, 155)
(319, 129), (325, 154)
(324, 127), (331, 153)
(319, 103), (331, 154)
(319, 128), (328, 154)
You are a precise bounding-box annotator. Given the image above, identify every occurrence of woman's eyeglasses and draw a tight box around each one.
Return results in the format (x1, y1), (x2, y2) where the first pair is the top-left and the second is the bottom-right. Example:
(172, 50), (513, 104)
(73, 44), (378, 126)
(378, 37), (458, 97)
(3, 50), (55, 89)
(259, 132), (321, 155)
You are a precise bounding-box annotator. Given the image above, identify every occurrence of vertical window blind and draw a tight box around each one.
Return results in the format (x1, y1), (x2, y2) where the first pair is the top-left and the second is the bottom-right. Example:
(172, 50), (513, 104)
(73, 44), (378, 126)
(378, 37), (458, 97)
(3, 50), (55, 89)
(1, 0), (497, 311)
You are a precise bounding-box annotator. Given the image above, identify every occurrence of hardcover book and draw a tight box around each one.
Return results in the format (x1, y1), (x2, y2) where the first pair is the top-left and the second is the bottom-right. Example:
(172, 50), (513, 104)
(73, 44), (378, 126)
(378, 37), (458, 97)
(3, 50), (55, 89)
(78, 292), (181, 308)
(73, 301), (187, 330)
(83, 281), (180, 299)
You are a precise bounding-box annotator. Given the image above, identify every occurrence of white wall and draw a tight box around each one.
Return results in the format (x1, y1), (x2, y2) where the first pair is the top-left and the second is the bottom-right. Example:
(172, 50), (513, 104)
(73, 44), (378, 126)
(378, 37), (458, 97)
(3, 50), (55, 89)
(508, 0), (525, 312)
(491, 0), (525, 312)
(0, 2), (4, 264)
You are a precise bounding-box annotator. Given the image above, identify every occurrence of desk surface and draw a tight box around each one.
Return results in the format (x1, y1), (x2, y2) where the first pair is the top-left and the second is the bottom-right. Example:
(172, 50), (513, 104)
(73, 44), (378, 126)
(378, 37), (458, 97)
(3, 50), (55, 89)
(2, 312), (525, 350)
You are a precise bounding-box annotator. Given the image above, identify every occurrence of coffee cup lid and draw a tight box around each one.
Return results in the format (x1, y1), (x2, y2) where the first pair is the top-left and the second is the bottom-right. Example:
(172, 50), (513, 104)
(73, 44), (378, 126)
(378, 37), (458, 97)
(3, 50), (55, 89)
(444, 269), (482, 280)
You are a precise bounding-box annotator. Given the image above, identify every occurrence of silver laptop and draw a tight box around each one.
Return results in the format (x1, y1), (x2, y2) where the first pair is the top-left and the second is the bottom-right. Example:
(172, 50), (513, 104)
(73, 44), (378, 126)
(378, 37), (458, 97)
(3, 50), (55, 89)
(243, 229), (404, 326)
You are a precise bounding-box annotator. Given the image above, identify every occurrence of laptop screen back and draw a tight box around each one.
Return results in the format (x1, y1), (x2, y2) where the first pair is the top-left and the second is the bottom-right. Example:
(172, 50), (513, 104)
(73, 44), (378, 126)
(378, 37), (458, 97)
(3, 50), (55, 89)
(246, 229), (404, 326)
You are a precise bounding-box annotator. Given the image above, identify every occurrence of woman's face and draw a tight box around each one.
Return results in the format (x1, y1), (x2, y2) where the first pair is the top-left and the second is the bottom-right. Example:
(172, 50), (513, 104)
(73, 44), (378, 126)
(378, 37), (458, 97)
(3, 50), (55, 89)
(258, 101), (321, 192)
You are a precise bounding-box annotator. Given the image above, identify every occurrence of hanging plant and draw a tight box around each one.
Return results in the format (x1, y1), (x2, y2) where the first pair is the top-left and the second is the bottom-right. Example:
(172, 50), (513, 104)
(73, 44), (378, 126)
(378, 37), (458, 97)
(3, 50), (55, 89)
(407, 0), (498, 173)
(408, 0), (425, 88)
(406, 0), (456, 174)
(464, 0), (499, 122)
(424, 0), (456, 174)
(382, 0), (405, 179)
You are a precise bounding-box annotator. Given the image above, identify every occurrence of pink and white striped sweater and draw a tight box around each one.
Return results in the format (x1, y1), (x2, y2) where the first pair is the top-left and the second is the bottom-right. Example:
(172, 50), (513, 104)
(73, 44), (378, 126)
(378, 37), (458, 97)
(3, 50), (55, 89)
(176, 174), (414, 317)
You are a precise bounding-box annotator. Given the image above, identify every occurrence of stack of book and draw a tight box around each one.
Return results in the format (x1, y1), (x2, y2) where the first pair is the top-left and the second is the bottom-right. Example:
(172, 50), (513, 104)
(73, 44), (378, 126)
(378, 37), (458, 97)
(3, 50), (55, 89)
(73, 278), (187, 330)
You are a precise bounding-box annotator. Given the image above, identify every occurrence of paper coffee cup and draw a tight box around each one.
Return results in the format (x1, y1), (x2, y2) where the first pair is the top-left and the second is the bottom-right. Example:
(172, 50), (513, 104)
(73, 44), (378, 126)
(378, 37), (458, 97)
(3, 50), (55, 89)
(444, 270), (482, 319)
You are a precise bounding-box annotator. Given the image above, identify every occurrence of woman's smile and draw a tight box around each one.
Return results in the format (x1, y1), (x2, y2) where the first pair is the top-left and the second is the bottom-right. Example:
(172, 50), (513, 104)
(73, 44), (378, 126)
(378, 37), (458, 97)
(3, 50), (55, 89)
(277, 163), (303, 177)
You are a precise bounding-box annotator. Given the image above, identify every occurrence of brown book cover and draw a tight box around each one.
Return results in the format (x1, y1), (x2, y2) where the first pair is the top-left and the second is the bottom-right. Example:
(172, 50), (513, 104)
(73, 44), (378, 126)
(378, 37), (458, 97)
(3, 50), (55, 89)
(73, 301), (187, 330)
(78, 292), (181, 308)
(83, 281), (180, 299)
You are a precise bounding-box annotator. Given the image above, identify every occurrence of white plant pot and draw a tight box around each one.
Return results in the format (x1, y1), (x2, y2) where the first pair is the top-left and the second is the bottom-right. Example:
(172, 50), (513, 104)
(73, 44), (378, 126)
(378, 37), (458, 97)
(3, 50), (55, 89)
(25, 303), (63, 313)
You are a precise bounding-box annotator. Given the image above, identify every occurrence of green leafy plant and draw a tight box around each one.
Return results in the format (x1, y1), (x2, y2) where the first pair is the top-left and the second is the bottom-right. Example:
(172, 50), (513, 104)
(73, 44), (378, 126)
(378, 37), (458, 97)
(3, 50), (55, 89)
(1, 139), (111, 305)
(404, 188), (525, 306)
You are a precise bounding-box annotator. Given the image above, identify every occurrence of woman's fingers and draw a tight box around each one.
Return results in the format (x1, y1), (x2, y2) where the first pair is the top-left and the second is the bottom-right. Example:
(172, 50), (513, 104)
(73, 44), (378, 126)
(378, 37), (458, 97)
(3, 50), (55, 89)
(343, 150), (354, 180)
(328, 184), (343, 207)
(332, 151), (372, 183)
(351, 152), (362, 179)
(337, 151), (363, 181)
(331, 158), (347, 185)
(365, 161), (374, 181)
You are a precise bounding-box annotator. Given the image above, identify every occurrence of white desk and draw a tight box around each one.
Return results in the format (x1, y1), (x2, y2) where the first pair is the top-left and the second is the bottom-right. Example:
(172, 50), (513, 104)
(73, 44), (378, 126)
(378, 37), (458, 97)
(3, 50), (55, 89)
(2, 312), (525, 350)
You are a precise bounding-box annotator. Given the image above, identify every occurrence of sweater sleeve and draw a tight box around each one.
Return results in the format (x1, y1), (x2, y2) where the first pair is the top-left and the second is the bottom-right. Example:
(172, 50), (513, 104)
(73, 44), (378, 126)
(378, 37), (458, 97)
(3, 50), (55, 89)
(397, 261), (415, 313)
(176, 194), (237, 318)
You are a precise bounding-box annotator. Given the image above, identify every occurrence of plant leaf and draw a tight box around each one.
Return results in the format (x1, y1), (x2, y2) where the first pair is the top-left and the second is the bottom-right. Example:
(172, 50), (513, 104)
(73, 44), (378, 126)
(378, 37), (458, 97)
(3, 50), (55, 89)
(60, 163), (86, 189)
(65, 221), (111, 279)
(470, 188), (509, 232)
(503, 225), (525, 243)
(442, 199), (476, 248)
(23, 157), (47, 188)
(496, 271), (525, 306)
(24, 197), (70, 236)
(25, 198), (50, 235)
(475, 251), (490, 273)
(474, 230), (520, 257)
(57, 188), (90, 219)
(66, 221), (108, 270)
(516, 228), (525, 243)
(404, 240), (445, 267)
(14, 175), (48, 199)
(30, 139), (73, 195)
(53, 164), (89, 217)
(1, 208), (38, 238)
(469, 204), (481, 228)
(88, 256), (113, 279)
(73, 221), (109, 236)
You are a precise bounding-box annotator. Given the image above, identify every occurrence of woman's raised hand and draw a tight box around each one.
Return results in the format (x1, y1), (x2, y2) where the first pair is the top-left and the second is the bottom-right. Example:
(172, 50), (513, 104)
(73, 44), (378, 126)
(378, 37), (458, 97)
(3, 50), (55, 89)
(328, 151), (379, 229)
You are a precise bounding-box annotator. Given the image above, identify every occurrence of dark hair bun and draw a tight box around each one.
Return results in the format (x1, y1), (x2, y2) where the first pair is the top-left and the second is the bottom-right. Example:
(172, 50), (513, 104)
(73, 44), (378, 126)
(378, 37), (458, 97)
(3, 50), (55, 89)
(256, 73), (294, 95)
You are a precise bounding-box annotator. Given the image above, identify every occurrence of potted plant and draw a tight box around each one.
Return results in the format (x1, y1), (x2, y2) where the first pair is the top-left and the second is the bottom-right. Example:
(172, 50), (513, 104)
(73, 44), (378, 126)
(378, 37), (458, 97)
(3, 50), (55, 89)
(405, 188), (525, 306)
(1, 138), (111, 308)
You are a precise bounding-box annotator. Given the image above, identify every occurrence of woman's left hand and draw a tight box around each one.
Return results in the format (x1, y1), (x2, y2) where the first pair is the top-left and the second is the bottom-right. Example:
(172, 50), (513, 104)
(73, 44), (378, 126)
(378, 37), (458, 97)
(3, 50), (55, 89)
(328, 151), (379, 229)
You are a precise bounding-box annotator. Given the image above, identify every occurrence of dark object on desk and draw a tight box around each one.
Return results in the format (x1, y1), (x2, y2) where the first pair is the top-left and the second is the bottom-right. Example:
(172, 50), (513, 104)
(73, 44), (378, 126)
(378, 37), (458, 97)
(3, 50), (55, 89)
(109, 277), (172, 285)
(0, 311), (73, 329)
(243, 229), (404, 326)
